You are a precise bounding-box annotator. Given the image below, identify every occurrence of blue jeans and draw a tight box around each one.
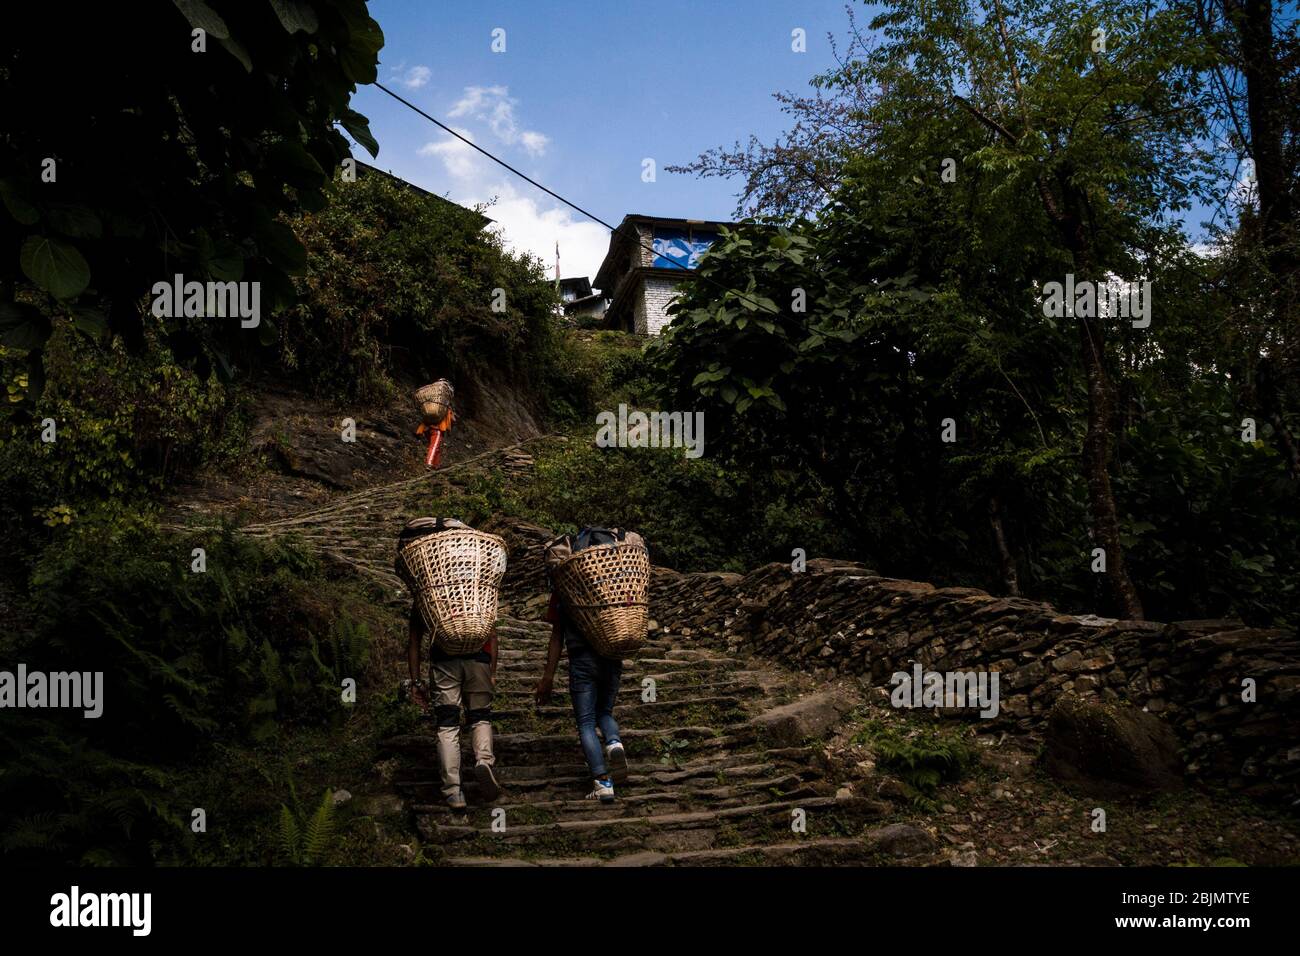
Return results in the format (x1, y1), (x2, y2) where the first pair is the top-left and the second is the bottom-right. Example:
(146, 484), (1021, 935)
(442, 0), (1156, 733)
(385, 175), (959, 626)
(567, 642), (623, 779)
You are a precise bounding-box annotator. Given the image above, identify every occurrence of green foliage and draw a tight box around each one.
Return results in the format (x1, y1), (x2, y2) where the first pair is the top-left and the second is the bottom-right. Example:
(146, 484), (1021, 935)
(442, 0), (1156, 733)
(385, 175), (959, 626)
(0, 514), (373, 863)
(649, 2), (1298, 625)
(0, 324), (247, 517)
(487, 435), (853, 573)
(282, 171), (561, 402)
(0, 0), (384, 381)
(278, 787), (339, 866)
(540, 330), (654, 426)
(1114, 390), (1300, 626)
(853, 719), (975, 802)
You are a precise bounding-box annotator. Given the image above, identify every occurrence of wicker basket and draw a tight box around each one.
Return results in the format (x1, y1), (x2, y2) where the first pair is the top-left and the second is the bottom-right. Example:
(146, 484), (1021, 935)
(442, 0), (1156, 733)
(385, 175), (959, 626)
(413, 379), (454, 427)
(397, 528), (507, 654)
(552, 542), (651, 657)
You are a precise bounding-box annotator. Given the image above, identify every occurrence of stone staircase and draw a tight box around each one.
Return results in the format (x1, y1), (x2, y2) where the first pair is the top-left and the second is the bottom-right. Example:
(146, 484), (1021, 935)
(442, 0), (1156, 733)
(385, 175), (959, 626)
(227, 443), (921, 865)
(381, 614), (898, 866)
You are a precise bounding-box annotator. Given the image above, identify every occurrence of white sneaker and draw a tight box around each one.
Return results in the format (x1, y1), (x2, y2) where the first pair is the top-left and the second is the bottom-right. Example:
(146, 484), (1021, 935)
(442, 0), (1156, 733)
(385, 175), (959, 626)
(605, 742), (629, 784)
(587, 778), (615, 803)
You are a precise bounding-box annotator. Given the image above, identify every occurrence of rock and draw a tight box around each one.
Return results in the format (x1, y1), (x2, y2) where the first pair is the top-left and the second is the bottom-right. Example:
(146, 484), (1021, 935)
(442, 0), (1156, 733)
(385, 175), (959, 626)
(877, 779), (913, 803)
(604, 851), (668, 867)
(865, 823), (935, 857)
(360, 794), (405, 817)
(1042, 693), (1184, 797)
(749, 689), (859, 747)
(978, 748), (1035, 778)
(332, 789), (353, 806)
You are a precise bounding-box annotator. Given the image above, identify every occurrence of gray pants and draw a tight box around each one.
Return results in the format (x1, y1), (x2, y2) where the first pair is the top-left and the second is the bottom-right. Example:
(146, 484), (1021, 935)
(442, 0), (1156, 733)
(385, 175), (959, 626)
(431, 658), (495, 798)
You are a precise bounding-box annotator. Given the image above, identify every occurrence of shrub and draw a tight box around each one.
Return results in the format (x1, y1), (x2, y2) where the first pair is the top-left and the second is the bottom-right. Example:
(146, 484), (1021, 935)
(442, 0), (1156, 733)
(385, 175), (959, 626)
(0, 512), (372, 864)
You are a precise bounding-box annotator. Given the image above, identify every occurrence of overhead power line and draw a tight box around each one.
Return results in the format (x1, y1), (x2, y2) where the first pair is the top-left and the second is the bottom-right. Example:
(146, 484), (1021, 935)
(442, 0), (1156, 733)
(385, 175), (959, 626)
(371, 81), (783, 319)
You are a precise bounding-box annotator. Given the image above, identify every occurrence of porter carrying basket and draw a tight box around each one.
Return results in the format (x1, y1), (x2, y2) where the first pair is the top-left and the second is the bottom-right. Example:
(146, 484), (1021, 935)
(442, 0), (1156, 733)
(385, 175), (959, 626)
(551, 542), (651, 657)
(397, 528), (507, 654)
(413, 379), (455, 427)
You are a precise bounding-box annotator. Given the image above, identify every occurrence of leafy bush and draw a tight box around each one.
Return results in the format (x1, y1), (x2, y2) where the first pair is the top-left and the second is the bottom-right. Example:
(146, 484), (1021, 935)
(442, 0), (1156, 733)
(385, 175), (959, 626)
(1114, 390), (1300, 628)
(0, 513), (373, 864)
(0, 325), (247, 532)
(447, 436), (855, 572)
(282, 172), (561, 403)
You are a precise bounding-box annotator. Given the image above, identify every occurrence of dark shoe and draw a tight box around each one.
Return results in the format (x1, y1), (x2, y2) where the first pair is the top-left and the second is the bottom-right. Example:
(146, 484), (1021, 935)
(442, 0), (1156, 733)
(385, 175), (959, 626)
(473, 762), (501, 803)
(446, 790), (467, 810)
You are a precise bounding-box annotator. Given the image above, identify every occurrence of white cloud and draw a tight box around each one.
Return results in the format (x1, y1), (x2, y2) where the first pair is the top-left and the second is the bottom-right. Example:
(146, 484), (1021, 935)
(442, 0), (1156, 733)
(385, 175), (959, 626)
(401, 65), (431, 89)
(418, 128), (483, 181)
(448, 85), (549, 157)
(519, 130), (550, 158)
(484, 184), (611, 283)
(414, 87), (607, 280)
(385, 61), (432, 90)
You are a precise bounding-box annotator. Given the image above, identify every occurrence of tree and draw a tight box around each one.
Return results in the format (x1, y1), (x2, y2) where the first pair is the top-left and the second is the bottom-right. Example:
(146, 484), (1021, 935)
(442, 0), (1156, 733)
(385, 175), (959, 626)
(0, 0), (383, 388)
(672, 0), (1232, 618)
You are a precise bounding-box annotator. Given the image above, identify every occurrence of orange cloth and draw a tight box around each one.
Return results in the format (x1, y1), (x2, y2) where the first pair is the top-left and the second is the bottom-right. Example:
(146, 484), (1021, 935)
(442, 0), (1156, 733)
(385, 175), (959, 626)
(415, 409), (454, 436)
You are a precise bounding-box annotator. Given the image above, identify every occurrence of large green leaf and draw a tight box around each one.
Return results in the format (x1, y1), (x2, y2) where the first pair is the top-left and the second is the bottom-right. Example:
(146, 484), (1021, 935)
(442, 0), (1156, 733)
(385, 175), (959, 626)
(270, 0), (319, 34)
(46, 203), (103, 239)
(172, 0), (230, 38)
(0, 300), (53, 350)
(19, 235), (91, 300)
(254, 218), (308, 276)
(218, 36), (253, 72)
(270, 140), (326, 189)
(0, 180), (40, 226)
(340, 109), (379, 158)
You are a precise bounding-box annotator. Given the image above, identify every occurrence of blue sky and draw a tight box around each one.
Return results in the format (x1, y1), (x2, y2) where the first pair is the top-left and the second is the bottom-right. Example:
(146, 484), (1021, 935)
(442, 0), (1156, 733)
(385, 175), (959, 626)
(350, 0), (858, 282)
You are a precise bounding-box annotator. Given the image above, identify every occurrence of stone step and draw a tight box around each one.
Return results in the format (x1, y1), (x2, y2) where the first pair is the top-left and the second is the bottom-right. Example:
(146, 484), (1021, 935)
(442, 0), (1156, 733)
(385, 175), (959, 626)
(382, 725), (738, 760)
(490, 679), (765, 700)
(392, 752), (822, 801)
(410, 773), (822, 817)
(443, 837), (884, 868)
(416, 794), (887, 846)
(491, 695), (745, 724)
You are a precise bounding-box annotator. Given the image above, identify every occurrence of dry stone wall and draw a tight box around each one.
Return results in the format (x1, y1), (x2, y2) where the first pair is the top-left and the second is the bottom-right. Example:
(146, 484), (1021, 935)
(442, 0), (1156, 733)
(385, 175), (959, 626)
(649, 560), (1300, 802)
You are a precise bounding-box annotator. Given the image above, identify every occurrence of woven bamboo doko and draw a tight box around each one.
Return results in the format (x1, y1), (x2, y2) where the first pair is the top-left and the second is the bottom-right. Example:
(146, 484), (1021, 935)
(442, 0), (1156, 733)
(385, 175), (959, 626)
(552, 543), (651, 657)
(397, 528), (507, 654)
(413, 379), (454, 427)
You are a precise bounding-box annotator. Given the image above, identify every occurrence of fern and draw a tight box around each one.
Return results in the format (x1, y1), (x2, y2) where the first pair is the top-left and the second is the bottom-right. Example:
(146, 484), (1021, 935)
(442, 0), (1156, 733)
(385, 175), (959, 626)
(277, 789), (338, 866)
(301, 791), (337, 865)
(278, 806), (301, 865)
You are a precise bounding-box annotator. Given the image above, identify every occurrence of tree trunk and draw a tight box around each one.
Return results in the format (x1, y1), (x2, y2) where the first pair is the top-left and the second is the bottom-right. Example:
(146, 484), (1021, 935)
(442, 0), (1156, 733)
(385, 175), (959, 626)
(1041, 171), (1145, 619)
(1077, 309), (1145, 618)
(987, 495), (1020, 596)
(1232, 0), (1300, 476)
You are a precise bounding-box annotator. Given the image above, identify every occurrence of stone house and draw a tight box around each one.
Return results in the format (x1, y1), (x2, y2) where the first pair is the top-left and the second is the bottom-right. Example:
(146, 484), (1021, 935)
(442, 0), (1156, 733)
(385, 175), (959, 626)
(557, 276), (608, 322)
(593, 214), (734, 335)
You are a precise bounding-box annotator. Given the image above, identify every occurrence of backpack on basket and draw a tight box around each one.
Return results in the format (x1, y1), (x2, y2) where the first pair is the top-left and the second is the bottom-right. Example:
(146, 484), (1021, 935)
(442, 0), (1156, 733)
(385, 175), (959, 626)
(396, 518), (507, 655)
(545, 527), (650, 658)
